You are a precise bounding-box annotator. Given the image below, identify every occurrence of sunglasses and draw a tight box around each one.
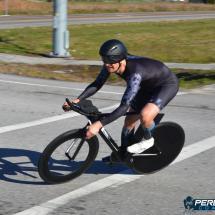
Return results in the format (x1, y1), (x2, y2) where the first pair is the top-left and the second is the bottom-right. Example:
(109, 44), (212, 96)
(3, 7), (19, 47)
(101, 55), (123, 64)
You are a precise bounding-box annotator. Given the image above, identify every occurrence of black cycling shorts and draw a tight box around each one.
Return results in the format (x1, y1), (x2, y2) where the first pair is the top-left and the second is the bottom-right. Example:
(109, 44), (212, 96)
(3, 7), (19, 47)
(130, 71), (179, 113)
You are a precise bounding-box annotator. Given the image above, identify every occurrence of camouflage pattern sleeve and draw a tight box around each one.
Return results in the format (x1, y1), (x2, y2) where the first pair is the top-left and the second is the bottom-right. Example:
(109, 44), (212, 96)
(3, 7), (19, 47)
(100, 73), (142, 126)
(121, 73), (142, 106)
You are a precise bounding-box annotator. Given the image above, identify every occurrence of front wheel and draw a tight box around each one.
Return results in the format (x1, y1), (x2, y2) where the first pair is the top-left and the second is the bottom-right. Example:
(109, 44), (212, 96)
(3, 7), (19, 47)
(38, 129), (99, 184)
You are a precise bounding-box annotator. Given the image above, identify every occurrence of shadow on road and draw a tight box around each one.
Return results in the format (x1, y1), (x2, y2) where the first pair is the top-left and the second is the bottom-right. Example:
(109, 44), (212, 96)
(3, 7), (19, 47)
(0, 39), (49, 58)
(0, 148), (130, 185)
(176, 72), (215, 81)
(0, 148), (45, 185)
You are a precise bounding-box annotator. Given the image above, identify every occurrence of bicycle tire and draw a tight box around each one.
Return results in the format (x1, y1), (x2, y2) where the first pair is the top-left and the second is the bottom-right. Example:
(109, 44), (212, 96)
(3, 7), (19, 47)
(38, 129), (99, 184)
(131, 122), (185, 174)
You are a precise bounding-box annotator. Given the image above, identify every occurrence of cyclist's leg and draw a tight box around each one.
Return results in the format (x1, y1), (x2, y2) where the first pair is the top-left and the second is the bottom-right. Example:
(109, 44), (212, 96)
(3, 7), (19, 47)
(126, 103), (159, 153)
(124, 107), (139, 130)
(126, 102), (160, 153)
(121, 88), (150, 147)
(121, 107), (139, 147)
(137, 103), (159, 143)
(127, 79), (179, 153)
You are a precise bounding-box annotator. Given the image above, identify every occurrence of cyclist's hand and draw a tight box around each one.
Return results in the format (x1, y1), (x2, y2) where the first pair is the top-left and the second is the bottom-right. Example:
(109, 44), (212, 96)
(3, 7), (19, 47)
(85, 121), (103, 139)
(62, 99), (80, 112)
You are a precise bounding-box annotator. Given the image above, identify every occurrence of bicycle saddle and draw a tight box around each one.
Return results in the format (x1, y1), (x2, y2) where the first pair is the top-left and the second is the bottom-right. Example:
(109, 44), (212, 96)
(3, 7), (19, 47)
(78, 100), (101, 114)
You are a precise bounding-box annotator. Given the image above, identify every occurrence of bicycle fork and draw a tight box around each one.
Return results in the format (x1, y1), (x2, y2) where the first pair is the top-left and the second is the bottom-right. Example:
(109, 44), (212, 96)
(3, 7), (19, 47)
(65, 138), (85, 161)
(65, 117), (93, 161)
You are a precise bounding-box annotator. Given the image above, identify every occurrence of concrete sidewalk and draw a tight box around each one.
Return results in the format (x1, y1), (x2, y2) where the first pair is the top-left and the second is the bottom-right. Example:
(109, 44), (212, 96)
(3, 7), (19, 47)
(1, 53), (215, 70)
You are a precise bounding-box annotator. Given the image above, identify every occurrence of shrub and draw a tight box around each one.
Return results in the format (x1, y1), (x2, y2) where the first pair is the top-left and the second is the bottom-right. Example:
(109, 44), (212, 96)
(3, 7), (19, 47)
(204, 0), (215, 4)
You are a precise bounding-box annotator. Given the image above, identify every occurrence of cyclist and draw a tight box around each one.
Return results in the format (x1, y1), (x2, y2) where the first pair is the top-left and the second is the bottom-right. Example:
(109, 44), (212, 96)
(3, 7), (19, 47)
(63, 39), (179, 154)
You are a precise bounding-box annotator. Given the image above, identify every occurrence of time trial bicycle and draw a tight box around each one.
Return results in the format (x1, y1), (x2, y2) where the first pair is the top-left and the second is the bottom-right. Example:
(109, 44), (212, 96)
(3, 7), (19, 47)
(38, 99), (185, 184)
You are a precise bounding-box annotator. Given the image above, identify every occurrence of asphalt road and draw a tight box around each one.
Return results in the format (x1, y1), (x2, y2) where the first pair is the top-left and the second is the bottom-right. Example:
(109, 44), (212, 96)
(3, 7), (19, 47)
(1, 10), (215, 215)
(0, 11), (215, 29)
(0, 73), (215, 215)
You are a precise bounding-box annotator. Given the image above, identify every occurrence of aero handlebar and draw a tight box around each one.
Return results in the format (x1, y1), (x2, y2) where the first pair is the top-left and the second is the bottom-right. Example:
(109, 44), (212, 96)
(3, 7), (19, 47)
(62, 98), (101, 117)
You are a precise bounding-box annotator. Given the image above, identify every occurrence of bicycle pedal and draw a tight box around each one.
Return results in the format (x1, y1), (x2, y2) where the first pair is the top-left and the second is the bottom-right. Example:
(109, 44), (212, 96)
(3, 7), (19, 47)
(102, 156), (112, 165)
(123, 152), (133, 164)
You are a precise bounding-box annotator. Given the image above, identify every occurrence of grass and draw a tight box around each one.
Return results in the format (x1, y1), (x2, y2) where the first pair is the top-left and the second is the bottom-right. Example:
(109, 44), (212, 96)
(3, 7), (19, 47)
(0, 1), (215, 16)
(174, 69), (215, 88)
(1, 62), (215, 89)
(0, 19), (215, 63)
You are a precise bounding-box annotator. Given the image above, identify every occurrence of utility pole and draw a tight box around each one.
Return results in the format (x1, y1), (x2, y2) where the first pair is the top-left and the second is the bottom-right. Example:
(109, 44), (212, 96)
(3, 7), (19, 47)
(4, 0), (10, 16)
(49, 0), (71, 58)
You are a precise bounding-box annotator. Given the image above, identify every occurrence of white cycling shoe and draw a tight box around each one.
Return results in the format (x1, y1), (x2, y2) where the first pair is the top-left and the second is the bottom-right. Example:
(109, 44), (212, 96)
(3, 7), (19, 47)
(126, 138), (154, 154)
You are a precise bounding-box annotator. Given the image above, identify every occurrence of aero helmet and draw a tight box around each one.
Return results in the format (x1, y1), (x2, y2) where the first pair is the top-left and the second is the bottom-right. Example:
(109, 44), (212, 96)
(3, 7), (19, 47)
(99, 39), (127, 64)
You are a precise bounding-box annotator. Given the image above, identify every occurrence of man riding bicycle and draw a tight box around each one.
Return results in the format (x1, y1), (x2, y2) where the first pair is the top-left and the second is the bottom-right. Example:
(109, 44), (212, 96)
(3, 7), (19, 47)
(63, 39), (179, 154)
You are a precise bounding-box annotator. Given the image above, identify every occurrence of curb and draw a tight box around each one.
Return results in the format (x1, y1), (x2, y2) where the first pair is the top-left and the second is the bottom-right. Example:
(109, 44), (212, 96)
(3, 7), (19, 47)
(1, 53), (215, 70)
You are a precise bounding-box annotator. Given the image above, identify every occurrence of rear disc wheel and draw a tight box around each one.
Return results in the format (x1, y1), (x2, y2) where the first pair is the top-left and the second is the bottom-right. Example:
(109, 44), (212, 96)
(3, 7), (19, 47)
(131, 122), (185, 174)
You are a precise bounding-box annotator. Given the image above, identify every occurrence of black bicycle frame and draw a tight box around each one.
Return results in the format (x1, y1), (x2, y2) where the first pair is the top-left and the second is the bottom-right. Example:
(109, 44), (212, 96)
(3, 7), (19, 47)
(85, 112), (164, 163)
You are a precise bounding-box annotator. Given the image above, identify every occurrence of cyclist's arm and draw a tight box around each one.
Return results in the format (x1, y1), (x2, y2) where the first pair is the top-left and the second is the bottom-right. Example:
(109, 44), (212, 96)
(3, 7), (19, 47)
(100, 73), (142, 126)
(77, 66), (110, 101)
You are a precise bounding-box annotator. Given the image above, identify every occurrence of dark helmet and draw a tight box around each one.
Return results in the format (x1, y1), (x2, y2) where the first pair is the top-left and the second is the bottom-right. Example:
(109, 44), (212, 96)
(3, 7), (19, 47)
(99, 39), (127, 64)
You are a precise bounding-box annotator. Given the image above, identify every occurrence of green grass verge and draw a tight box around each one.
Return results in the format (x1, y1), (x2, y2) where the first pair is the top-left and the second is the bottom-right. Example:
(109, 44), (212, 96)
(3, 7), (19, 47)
(1, 62), (215, 89)
(0, 19), (215, 63)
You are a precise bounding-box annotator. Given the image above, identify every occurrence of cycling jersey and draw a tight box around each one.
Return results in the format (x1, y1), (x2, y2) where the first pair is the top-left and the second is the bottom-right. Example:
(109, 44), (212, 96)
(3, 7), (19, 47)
(78, 54), (179, 126)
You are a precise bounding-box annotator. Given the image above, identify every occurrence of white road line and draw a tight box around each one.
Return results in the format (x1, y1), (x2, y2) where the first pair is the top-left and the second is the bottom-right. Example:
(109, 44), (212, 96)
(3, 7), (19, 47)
(0, 103), (120, 134)
(177, 92), (187, 95)
(0, 79), (187, 95)
(0, 88), (186, 134)
(15, 135), (215, 215)
(0, 79), (123, 95)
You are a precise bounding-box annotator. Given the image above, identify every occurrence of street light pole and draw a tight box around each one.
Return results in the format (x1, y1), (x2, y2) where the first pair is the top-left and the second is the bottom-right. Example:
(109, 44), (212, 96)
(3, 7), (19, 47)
(5, 0), (8, 16)
(4, 0), (10, 16)
(49, 0), (71, 58)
